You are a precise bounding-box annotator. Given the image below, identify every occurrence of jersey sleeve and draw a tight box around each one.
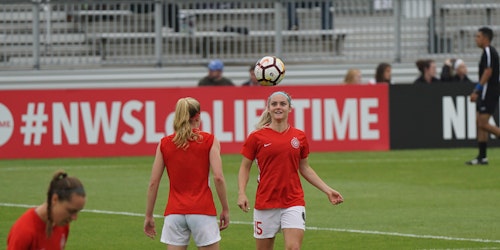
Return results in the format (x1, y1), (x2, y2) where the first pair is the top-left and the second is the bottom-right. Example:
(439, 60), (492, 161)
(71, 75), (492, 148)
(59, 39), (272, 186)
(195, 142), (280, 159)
(7, 225), (33, 250)
(241, 132), (257, 160)
(300, 132), (310, 159)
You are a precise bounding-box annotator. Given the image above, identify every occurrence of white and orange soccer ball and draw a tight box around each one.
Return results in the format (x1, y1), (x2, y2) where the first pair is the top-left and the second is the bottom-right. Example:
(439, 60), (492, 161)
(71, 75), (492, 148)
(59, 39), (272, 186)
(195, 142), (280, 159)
(254, 56), (286, 86)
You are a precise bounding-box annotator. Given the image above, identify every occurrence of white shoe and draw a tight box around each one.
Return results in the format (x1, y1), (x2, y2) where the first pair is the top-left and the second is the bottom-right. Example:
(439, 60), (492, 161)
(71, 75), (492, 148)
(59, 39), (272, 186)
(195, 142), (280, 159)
(465, 158), (488, 165)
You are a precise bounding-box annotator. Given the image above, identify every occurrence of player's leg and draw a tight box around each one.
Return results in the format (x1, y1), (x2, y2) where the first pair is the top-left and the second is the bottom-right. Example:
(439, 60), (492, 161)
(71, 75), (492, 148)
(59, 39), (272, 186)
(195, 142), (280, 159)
(198, 242), (219, 250)
(477, 112), (500, 136)
(281, 206), (306, 250)
(283, 228), (304, 250)
(466, 97), (492, 165)
(186, 215), (221, 250)
(256, 238), (276, 250)
(161, 215), (190, 250)
(168, 245), (188, 250)
(466, 112), (489, 165)
(254, 208), (281, 250)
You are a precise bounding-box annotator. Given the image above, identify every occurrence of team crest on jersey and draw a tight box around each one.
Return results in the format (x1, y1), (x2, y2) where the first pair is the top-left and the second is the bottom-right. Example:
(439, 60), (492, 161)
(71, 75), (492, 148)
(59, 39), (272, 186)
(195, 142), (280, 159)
(290, 137), (300, 149)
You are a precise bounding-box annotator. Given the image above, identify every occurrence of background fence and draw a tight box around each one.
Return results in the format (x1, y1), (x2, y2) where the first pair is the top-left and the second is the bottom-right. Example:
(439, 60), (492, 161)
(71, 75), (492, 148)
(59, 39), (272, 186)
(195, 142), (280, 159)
(0, 0), (499, 70)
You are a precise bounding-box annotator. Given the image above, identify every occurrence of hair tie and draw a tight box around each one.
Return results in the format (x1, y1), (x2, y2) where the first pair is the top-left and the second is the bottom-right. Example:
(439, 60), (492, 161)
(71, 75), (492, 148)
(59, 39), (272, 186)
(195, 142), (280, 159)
(270, 91), (292, 105)
(58, 173), (68, 180)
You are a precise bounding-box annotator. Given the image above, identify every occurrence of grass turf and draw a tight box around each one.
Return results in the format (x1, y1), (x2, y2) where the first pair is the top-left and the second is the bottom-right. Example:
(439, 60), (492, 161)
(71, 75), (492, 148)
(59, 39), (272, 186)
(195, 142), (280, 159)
(1, 148), (500, 249)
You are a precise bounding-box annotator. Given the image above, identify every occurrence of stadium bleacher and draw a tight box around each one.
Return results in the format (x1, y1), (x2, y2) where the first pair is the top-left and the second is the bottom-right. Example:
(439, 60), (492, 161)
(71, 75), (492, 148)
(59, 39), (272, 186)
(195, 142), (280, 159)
(0, 0), (497, 84)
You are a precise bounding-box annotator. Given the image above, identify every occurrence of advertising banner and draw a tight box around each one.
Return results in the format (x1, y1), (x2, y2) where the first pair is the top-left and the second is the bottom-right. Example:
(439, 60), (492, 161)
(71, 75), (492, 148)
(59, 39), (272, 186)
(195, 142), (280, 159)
(0, 85), (389, 159)
(389, 82), (500, 149)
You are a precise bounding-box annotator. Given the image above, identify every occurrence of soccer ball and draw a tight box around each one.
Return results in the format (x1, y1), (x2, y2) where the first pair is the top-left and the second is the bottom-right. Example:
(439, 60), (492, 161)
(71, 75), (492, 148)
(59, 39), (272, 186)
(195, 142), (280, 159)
(254, 56), (286, 86)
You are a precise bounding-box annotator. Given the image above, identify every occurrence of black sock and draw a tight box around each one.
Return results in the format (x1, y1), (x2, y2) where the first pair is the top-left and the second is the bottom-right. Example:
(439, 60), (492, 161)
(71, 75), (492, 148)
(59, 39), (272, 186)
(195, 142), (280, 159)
(478, 142), (487, 159)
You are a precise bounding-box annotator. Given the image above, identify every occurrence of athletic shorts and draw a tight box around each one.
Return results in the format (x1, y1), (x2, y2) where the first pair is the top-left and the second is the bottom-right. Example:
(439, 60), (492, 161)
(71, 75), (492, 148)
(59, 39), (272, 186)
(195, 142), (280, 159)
(476, 88), (499, 114)
(160, 214), (221, 247)
(253, 206), (306, 239)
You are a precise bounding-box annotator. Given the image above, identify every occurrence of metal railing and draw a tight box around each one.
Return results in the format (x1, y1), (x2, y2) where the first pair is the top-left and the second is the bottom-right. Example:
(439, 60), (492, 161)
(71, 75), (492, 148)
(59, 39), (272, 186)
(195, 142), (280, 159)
(0, 0), (499, 70)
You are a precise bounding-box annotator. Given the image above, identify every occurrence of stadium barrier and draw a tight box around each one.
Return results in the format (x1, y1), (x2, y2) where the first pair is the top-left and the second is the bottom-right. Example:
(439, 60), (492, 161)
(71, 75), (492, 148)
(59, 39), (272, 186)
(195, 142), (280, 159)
(2, 0), (500, 69)
(2, 83), (500, 159)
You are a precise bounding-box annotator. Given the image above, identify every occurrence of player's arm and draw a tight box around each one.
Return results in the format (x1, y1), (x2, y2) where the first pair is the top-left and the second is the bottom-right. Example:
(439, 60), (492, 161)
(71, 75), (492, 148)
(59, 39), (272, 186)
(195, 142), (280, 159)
(471, 67), (492, 102)
(209, 137), (230, 230)
(299, 157), (343, 205)
(237, 157), (253, 212)
(479, 67), (492, 85)
(144, 142), (165, 239)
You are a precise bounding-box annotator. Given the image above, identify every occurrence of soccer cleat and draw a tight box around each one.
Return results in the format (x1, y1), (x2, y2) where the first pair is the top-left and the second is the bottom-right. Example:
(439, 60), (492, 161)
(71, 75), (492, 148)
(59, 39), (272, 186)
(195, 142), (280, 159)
(465, 158), (488, 165)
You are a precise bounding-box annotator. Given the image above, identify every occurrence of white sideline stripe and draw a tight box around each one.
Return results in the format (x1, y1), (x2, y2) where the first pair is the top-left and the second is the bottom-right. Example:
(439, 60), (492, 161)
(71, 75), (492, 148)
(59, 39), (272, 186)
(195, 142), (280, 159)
(2, 203), (499, 244)
(0, 156), (471, 172)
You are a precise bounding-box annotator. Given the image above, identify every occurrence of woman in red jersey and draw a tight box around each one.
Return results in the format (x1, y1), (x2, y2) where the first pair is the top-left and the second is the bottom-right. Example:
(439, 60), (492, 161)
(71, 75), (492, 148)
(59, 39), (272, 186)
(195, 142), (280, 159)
(7, 170), (86, 250)
(144, 97), (229, 250)
(237, 91), (343, 250)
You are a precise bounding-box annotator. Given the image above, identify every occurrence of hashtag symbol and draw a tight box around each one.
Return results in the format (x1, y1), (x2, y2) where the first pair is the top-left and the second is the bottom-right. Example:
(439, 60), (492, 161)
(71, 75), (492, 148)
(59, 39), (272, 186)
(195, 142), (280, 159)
(20, 103), (48, 145)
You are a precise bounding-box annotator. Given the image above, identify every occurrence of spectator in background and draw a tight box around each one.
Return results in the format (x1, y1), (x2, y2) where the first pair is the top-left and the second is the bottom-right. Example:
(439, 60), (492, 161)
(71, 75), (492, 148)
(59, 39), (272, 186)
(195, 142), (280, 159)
(441, 58), (473, 84)
(369, 62), (392, 84)
(7, 170), (86, 250)
(242, 64), (260, 86)
(343, 68), (362, 84)
(198, 59), (235, 86)
(413, 59), (439, 84)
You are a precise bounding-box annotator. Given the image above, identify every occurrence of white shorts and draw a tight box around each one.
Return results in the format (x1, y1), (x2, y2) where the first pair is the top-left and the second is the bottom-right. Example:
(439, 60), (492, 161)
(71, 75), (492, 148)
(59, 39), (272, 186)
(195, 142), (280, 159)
(160, 214), (221, 247)
(253, 206), (306, 239)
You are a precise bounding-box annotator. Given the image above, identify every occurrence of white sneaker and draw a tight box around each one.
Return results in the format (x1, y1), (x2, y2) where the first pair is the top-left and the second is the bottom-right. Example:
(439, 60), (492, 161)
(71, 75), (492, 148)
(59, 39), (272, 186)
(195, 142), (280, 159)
(465, 158), (488, 165)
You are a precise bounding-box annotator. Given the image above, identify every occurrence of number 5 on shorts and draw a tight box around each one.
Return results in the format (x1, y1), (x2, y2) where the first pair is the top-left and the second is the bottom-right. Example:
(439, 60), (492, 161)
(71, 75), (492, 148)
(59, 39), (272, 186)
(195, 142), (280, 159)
(255, 221), (263, 235)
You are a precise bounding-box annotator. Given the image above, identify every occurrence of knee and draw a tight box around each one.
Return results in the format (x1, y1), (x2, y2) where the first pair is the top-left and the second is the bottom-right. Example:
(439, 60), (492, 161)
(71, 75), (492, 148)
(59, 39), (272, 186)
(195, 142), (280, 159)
(285, 243), (301, 250)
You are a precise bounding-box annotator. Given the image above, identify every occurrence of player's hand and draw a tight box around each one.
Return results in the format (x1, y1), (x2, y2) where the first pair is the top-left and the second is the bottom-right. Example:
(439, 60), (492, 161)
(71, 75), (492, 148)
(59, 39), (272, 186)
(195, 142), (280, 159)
(327, 189), (344, 205)
(237, 194), (250, 213)
(470, 91), (478, 102)
(144, 217), (156, 239)
(219, 209), (230, 231)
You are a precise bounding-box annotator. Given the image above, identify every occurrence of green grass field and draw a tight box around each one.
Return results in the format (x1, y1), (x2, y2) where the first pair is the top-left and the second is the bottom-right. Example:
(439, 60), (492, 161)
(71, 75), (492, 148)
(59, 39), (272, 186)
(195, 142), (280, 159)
(1, 148), (500, 250)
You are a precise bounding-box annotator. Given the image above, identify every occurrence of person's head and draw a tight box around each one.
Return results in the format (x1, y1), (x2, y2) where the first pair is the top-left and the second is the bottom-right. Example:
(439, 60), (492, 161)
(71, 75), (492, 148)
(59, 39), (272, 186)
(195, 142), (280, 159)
(248, 64), (259, 86)
(173, 97), (202, 149)
(207, 59), (224, 79)
(46, 170), (86, 235)
(375, 63), (392, 83)
(454, 59), (467, 78)
(476, 27), (493, 48)
(256, 91), (292, 129)
(344, 68), (362, 84)
(415, 59), (436, 78)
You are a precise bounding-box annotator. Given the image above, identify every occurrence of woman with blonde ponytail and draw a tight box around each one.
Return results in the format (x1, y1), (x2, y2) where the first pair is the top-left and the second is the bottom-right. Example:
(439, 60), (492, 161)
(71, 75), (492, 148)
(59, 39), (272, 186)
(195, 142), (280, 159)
(237, 91), (344, 250)
(144, 97), (229, 250)
(7, 170), (86, 250)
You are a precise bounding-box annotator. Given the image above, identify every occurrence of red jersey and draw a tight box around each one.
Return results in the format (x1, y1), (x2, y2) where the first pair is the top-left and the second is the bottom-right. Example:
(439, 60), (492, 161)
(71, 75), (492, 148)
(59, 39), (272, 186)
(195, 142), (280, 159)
(7, 208), (69, 250)
(160, 130), (217, 216)
(241, 126), (309, 209)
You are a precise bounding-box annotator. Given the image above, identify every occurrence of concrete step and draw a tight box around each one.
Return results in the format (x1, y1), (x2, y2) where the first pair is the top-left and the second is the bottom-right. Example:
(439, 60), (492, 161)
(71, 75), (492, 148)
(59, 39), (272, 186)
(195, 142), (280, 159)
(0, 10), (67, 22)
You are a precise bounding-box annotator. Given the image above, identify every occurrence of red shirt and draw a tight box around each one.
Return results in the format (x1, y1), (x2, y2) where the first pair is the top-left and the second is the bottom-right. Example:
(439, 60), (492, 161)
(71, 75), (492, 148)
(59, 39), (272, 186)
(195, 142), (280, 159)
(241, 126), (309, 209)
(7, 207), (69, 250)
(161, 130), (217, 216)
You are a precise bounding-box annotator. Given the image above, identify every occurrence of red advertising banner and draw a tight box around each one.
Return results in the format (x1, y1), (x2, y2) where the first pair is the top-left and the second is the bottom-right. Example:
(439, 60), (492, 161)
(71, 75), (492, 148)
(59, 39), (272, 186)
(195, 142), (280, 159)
(0, 85), (389, 159)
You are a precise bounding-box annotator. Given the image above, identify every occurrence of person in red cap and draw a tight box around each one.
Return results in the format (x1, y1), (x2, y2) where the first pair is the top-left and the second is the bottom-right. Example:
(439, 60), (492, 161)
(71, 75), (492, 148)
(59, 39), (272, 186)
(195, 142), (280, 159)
(198, 59), (235, 86)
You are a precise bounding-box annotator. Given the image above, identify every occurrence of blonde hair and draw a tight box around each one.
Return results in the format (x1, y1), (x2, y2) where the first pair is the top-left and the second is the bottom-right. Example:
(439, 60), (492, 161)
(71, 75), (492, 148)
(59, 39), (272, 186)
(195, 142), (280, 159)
(172, 97), (202, 149)
(344, 68), (361, 84)
(255, 91), (292, 129)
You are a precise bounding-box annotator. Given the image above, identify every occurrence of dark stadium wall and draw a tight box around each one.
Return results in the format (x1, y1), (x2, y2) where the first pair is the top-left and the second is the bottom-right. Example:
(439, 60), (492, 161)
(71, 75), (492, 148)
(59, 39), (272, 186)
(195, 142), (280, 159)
(389, 82), (500, 149)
